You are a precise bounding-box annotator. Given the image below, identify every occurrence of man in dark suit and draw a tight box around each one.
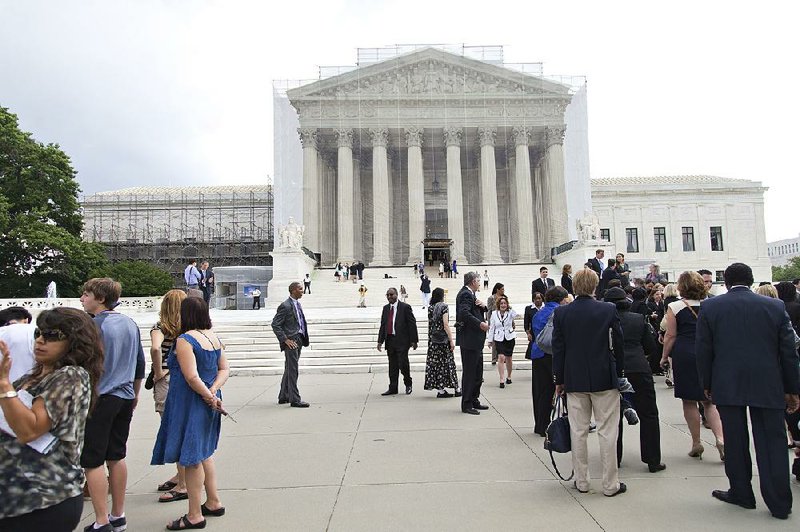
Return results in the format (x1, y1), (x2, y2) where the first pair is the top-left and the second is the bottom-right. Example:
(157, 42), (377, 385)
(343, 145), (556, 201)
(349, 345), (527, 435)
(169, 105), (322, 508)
(271, 281), (310, 408)
(456, 272), (489, 415)
(531, 266), (556, 300)
(587, 249), (606, 277)
(696, 263), (800, 519)
(377, 287), (419, 395)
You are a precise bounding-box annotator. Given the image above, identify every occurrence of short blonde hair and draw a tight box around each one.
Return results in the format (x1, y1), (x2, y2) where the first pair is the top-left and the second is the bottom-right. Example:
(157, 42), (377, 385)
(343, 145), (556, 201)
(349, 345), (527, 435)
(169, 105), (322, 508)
(677, 271), (706, 300)
(572, 268), (599, 297)
(755, 284), (778, 298)
(662, 283), (679, 299)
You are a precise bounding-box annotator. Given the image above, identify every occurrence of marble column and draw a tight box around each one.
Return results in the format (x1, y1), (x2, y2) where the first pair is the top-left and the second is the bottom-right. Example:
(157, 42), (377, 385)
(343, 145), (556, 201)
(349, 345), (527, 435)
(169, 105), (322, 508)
(299, 128), (319, 252)
(512, 127), (536, 262)
(335, 128), (354, 263)
(370, 128), (391, 266)
(353, 155), (362, 261)
(544, 125), (569, 247)
(533, 161), (546, 259)
(444, 127), (467, 264)
(405, 126), (425, 264)
(478, 127), (502, 263)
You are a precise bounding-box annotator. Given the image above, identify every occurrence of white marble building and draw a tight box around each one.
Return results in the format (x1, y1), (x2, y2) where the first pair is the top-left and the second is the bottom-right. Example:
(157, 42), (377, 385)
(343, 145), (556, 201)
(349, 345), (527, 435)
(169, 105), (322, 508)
(274, 45), (590, 267)
(591, 176), (772, 283)
(767, 234), (800, 267)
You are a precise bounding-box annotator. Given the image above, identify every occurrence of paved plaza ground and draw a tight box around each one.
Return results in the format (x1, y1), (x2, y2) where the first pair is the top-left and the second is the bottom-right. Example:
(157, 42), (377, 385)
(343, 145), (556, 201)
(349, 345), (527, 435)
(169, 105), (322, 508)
(78, 369), (798, 531)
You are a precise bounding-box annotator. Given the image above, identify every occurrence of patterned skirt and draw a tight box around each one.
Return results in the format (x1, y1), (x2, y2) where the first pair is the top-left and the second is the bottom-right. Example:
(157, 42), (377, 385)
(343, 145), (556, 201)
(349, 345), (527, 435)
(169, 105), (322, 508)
(424, 342), (459, 390)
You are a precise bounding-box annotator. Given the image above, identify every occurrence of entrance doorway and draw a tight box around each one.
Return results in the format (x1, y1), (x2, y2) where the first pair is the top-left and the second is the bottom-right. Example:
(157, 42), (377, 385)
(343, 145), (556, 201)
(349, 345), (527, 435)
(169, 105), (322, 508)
(423, 238), (452, 268)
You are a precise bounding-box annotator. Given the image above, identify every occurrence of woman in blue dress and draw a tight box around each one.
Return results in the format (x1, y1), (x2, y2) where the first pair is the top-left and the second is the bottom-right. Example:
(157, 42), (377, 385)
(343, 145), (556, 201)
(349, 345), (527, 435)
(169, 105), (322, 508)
(152, 297), (229, 530)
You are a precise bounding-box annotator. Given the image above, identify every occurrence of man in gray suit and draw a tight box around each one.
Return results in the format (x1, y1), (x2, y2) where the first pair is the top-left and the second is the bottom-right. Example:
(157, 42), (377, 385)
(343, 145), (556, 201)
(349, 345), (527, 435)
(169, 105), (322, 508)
(271, 281), (310, 408)
(696, 262), (800, 519)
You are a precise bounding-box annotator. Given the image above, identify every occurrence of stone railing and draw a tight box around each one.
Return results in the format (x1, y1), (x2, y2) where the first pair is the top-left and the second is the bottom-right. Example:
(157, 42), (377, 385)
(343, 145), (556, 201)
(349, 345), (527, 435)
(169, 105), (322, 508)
(0, 297), (161, 315)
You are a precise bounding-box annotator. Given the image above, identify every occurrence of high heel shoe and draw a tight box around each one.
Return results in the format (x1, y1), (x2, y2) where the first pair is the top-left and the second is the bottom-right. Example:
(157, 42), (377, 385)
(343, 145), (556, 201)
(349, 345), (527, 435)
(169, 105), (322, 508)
(716, 441), (725, 461)
(688, 442), (704, 458)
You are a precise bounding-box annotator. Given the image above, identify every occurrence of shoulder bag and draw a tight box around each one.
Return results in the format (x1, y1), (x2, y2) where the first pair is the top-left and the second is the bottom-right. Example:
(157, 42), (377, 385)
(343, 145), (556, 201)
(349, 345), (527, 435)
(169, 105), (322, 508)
(544, 394), (574, 481)
(535, 312), (555, 354)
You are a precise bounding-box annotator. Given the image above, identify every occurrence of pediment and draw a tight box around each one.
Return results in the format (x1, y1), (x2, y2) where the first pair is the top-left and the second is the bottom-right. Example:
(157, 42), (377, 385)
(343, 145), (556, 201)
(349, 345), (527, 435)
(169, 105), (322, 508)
(288, 47), (571, 100)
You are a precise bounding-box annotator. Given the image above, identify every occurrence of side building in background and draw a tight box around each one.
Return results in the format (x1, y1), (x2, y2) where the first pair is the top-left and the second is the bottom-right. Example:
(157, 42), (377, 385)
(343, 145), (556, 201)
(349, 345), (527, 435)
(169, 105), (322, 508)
(767, 233), (800, 268)
(591, 175), (772, 284)
(81, 185), (274, 287)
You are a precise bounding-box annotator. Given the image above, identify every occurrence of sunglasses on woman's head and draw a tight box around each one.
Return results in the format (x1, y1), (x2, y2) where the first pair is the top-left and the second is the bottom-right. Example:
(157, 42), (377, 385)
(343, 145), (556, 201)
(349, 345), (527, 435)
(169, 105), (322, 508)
(34, 328), (68, 342)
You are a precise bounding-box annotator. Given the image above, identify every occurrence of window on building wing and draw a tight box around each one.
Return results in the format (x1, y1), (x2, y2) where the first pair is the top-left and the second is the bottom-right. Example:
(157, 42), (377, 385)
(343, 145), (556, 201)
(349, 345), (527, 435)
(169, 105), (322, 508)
(625, 228), (639, 253)
(654, 227), (667, 252)
(710, 226), (724, 251)
(682, 226), (695, 252)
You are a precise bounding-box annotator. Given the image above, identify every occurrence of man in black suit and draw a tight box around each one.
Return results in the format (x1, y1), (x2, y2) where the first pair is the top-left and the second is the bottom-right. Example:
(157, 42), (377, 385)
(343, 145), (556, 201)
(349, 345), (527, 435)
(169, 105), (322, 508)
(271, 281), (310, 408)
(377, 287), (419, 395)
(587, 249), (606, 277)
(456, 272), (489, 415)
(531, 266), (556, 300)
(696, 263), (800, 519)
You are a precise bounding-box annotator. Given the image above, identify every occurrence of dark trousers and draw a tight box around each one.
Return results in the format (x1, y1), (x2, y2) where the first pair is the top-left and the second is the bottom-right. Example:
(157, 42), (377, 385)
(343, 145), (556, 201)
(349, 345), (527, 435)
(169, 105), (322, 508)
(253, 296), (261, 310)
(531, 354), (554, 435)
(278, 344), (302, 403)
(616, 372), (661, 466)
(0, 495), (83, 532)
(460, 347), (483, 411)
(304, 283), (311, 294)
(717, 405), (792, 516)
(202, 287), (211, 305)
(385, 336), (412, 391)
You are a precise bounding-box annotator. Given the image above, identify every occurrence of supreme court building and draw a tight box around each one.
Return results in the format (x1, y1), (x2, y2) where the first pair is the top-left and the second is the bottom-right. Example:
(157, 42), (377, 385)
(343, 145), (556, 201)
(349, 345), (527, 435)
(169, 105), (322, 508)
(274, 46), (591, 266)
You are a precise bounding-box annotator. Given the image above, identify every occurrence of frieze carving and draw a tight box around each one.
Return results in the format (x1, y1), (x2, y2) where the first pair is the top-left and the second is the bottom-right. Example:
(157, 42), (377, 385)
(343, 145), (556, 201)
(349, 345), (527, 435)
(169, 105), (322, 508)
(512, 126), (532, 147)
(298, 128), (318, 149)
(335, 128), (354, 149)
(545, 125), (566, 147)
(404, 126), (424, 148)
(443, 127), (462, 147)
(478, 127), (497, 147)
(303, 60), (555, 98)
(369, 128), (389, 148)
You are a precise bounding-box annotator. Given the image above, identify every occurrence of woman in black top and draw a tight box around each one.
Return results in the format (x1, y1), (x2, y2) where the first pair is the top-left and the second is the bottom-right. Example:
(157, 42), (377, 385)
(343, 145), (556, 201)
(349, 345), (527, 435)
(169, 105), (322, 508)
(560, 264), (573, 295)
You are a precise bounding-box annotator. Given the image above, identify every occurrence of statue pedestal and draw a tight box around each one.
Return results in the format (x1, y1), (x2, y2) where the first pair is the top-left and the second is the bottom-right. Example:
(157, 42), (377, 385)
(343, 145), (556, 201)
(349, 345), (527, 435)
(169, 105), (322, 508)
(267, 248), (316, 304)
(554, 240), (615, 272)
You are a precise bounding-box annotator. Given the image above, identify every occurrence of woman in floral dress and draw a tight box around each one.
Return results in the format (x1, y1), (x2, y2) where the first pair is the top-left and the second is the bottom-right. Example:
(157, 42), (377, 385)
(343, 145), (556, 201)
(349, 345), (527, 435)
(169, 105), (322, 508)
(424, 288), (461, 398)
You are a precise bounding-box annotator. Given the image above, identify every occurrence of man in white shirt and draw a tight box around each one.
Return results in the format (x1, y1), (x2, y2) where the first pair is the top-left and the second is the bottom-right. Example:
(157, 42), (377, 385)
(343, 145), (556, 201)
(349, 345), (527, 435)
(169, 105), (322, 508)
(0, 306), (36, 383)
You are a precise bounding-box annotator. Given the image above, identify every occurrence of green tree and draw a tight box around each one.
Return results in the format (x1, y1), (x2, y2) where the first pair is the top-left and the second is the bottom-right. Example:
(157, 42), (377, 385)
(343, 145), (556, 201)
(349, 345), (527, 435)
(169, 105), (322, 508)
(772, 256), (800, 282)
(0, 106), (109, 297)
(90, 261), (175, 297)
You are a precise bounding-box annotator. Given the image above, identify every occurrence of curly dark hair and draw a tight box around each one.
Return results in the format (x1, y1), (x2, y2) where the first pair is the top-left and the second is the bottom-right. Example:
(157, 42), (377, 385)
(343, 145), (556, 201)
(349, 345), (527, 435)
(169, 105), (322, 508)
(29, 308), (104, 411)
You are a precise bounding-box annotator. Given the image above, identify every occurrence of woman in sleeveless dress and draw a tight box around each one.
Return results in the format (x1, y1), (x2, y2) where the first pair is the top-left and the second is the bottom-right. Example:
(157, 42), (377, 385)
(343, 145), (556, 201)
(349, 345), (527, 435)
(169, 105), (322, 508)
(152, 297), (229, 530)
(660, 271), (724, 461)
(423, 288), (460, 397)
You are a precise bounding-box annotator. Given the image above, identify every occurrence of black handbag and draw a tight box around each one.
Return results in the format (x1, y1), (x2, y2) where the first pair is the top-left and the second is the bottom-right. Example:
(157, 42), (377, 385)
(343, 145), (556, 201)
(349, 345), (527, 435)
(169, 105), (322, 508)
(544, 394), (574, 481)
(144, 369), (155, 390)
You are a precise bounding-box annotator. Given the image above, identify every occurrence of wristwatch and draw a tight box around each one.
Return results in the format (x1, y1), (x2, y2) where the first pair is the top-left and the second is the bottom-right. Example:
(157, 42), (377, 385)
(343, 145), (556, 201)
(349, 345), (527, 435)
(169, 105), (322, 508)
(0, 390), (18, 399)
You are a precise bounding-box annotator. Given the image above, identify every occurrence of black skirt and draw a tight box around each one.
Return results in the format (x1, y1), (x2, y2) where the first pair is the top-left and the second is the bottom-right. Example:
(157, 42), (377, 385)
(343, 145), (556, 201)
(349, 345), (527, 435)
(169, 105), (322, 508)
(496, 338), (516, 357)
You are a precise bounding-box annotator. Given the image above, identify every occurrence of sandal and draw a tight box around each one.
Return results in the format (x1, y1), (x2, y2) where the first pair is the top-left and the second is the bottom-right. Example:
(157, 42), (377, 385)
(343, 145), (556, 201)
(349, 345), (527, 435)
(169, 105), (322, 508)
(158, 480), (178, 492)
(166, 515), (206, 530)
(201, 503), (226, 517)
(159, 490), (188, 503)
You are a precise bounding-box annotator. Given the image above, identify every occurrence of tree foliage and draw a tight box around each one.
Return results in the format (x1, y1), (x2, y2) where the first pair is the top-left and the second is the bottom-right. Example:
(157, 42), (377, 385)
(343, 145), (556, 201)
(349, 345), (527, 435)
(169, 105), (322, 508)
(90, 261), (175, 297)
(0, 106), (109, 297)
(772, 256), (800, 282)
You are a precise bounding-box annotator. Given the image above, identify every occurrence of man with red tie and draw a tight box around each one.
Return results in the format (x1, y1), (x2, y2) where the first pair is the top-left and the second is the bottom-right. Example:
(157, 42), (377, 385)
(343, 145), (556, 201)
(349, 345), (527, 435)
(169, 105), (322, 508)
(377, 287), (419, 396)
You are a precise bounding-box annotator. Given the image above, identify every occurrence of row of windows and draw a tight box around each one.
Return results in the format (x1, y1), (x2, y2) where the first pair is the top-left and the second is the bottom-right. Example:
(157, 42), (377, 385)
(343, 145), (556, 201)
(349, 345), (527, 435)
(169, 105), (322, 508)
(602, 226), (725, 254)
(768, 242), (800, 256)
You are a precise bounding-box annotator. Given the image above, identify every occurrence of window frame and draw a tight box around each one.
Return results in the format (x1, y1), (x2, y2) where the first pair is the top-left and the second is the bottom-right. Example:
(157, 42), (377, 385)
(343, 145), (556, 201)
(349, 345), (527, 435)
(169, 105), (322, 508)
(654, 227), (668, 253)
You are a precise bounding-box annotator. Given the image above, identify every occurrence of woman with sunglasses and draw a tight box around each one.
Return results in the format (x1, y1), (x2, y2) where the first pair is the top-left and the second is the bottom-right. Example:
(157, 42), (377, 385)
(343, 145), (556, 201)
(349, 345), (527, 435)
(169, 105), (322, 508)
(0, 308), (103, 531)
(152, 297), (229, 530)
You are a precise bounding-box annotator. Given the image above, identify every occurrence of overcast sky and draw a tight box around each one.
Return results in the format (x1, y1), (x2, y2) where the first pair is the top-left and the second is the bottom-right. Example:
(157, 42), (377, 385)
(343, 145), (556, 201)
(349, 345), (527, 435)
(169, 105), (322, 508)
(1, 0), (798, 241)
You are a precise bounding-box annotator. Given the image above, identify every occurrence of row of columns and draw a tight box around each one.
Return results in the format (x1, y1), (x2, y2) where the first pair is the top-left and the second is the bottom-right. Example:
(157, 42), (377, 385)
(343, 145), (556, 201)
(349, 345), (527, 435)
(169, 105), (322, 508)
(300, 126), (569, 265)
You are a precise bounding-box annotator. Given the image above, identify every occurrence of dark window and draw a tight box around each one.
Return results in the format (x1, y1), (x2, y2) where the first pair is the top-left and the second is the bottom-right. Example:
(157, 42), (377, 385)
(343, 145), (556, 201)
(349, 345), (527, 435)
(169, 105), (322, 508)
(715, 270), (725, 282)
(682, 226), (695, 252)
(710, 226), (724, 251)
(600, 228), (611, 241)
(625, 228), (639, 253)
(654, 227), (667, 252)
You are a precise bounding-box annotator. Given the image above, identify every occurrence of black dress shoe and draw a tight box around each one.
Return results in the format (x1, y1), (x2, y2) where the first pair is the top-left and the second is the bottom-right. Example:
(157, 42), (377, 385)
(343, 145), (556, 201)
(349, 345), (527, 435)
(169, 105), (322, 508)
(454, 391), (462, 397)
(462, 408), (480, 415)
(604, 482), (627, 497)
(711, 490), (756, 509)
(405, 385), (412, 395)
(648, 463), (667, 473)
(771, 511), (790, 520)
(290, 401), (310, 408)
(436, 391), (453, 398)
(278, 399), (288, 404)
(473, 403), (489, 410)
(381, 390), (398, 396)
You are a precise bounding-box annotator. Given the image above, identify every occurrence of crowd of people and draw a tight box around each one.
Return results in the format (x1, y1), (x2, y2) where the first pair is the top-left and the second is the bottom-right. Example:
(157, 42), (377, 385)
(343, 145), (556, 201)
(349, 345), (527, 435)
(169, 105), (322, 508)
(1, 256), (799, 528)
(0, 277), (228, 531)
